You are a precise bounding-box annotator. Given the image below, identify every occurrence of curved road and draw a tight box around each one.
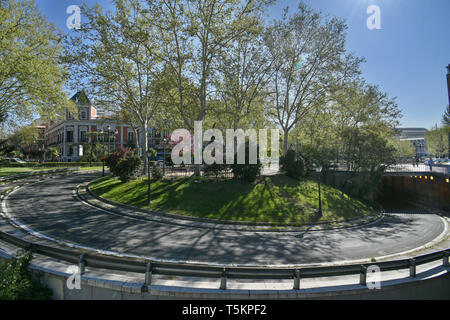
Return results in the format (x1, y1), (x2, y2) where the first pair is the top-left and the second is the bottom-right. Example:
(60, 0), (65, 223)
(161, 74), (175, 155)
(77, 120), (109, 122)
(3, 173), (446, 266)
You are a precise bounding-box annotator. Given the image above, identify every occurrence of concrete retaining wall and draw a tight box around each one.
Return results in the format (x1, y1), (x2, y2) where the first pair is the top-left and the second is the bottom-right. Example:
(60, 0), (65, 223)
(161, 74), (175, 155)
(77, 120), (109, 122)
(28, 264), (450, 300)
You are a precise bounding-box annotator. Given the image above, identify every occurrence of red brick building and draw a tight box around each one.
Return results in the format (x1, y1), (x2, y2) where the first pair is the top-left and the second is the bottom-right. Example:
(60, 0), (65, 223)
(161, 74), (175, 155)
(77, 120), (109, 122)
(45, 91), (141, 162)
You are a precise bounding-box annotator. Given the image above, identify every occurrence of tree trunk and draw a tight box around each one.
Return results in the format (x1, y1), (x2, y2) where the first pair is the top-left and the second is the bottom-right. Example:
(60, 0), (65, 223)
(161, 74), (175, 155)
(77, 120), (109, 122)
(142, 123), (149, 175)
(283, 130), (289, 155)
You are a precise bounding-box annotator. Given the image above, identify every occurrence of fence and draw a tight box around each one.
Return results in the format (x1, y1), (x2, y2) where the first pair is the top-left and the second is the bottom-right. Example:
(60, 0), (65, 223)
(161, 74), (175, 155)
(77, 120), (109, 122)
(326, 163), (449, 176)
(163, 162), (279, 179)
(385, 164), (449, 175)
(0, 230), (448, 290)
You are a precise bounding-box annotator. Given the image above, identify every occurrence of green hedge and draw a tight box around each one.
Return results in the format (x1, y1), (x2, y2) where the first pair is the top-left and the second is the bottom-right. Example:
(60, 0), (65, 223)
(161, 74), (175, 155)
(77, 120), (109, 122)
(0, 162), (103, 168)
(0, 251), (53, 300)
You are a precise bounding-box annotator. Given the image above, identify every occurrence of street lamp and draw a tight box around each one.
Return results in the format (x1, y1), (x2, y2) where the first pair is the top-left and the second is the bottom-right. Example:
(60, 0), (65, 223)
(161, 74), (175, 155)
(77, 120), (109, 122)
(147, 150), (152, 206)
(315, 163), (323, 217)
(163, 138), (167, 176)
(107, 125), (111, 156)
(99, 129), (105, 176)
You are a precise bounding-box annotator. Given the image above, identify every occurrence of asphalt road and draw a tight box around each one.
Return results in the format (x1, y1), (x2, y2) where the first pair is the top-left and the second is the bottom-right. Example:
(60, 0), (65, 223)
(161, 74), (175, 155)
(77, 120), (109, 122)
(3, 173), (446, 266)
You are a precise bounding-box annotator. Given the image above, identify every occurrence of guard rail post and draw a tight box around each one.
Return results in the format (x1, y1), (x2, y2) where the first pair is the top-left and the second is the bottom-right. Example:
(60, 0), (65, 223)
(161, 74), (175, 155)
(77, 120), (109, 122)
(443, 251), (449, 267)
(79, 254), (86, 275)
(144, 262), (153, 287)
(409, 258), (416, 278)
(293, 269), (301, 290)
(360, 265), (367, 286)
(220, 267), (227, 290)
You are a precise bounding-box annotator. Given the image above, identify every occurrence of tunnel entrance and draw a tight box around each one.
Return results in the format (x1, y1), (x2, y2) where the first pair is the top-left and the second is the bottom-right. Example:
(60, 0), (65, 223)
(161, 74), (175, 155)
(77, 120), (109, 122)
(376, 175), (450, 212)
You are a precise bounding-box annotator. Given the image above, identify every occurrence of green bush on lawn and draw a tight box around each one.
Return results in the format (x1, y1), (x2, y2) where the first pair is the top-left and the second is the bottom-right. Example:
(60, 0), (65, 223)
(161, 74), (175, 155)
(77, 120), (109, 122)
(0, 250), (53, 300)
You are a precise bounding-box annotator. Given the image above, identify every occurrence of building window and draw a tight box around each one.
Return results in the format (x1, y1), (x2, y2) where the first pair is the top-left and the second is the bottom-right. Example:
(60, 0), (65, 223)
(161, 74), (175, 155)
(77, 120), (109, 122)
(127, 131), (135, 143)
(66, 131), (73, 143)
(80, 131), (87, 142)
(81, 110), (87, 120)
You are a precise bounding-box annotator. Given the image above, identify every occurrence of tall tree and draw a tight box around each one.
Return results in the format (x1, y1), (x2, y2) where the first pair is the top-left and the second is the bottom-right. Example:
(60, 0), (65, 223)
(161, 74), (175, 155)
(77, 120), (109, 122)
(65, 0), (164, 172)
(214, 14), (271, 130)
(265, 3), (362, 155)
(148, 0), (271, 132)
(425, 125), (449, 158)
(331, 81), (400, 171)
(0, 0), (71, 128)
(442, 105), (450, 127)
(6, 125), (39, 160)
(389, 138), (416, 160)
(442, 105), (450, 158)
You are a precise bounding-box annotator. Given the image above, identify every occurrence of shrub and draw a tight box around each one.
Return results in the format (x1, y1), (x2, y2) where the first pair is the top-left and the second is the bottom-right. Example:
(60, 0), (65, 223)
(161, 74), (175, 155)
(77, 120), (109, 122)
(231, 142), (261, 183)
(281, 149), (305, 180)
(79, 154), (98, 163)
(203, 163), (229, 180)
(232, 163), (261, 182)
(114, 153), (142, 182)
(105, 147), (130, 174)
(151, 162), (164, 180)
(0, 250), (53, 300)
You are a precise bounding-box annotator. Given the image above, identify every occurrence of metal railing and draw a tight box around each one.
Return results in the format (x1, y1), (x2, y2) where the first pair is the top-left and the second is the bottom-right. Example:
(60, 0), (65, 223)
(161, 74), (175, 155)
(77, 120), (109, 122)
(163, 162), (279, 179)
(0, 230), (448, 290)
(385, 164), (449, 175)
(326, 163), (450, 176)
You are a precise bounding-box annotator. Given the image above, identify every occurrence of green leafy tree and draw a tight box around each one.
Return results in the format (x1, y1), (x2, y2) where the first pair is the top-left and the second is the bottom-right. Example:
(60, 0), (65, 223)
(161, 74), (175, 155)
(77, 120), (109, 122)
(442, 105), (450, 126)
(389, 138), (416, 160)
(214, 18), (271, 131)
(149, 0), (271, 175)
(425, 126), (449, 158)
(46, 147), (60, 161)
(441, 105), (450, 158)
(0, 0), (72, 127)
(65, 0), (164, 174)
(6, 125), (39, 160)
(265, 3), (362, 155)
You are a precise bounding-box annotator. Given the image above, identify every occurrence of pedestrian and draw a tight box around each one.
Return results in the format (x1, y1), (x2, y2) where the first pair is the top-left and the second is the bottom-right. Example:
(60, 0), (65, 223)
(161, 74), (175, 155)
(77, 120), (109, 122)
(428, 158), (434, 172)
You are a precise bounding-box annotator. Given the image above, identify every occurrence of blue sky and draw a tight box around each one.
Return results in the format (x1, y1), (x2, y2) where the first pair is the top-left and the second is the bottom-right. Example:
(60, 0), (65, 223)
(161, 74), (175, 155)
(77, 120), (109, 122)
(35, 0), (450, 129)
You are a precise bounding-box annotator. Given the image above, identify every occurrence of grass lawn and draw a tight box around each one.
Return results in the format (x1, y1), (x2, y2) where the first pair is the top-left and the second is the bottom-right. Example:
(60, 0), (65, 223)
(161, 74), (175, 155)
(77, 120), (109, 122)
(78, 166), (104, 171)
(89, 174), (376, 225)
(0, 167), (66, 177)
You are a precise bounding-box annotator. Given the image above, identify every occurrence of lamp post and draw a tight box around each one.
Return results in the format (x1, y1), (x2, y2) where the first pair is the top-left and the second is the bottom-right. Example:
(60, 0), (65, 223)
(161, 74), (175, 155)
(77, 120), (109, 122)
(99, 129), (105, 177)
(107, 125), (111, 156)
(315, 163), (323, 217)
(163, 138), (167, 176)
(147, 150), (152, 206)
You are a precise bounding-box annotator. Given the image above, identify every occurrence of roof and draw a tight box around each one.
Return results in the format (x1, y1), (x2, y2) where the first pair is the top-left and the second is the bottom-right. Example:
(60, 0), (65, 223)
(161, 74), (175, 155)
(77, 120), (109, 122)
(70, 90), (90, 105)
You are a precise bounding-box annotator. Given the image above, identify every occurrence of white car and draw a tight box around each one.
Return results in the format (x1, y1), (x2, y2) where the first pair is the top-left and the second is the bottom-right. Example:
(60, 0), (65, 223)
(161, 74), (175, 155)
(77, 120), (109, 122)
(2, 157), (26, 164)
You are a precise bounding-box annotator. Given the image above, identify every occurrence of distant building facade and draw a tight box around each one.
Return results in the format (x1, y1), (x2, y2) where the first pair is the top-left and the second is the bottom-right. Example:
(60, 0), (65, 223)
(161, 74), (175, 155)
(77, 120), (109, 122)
(396, 127), (428, 159)
(44, 91), (143, 162)
(42, 91), (170, 162)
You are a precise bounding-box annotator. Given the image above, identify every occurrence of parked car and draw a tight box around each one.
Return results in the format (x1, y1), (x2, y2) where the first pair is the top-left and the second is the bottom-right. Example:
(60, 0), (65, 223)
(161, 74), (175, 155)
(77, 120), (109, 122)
(0, 157), (26, 164)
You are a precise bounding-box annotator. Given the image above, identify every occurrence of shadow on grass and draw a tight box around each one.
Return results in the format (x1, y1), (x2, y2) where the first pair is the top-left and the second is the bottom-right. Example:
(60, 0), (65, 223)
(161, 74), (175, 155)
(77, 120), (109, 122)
(90, 174), (375, 225)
